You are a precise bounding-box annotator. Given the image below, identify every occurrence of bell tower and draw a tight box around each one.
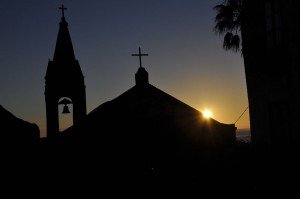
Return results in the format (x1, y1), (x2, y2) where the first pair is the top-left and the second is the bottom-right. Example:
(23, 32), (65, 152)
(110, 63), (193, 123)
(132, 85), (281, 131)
(45, 5), (86, 138)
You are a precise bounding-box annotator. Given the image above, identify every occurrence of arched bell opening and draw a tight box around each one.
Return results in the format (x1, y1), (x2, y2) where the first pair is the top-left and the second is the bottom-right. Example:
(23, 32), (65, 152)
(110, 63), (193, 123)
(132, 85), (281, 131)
(58, 97), (73, 132)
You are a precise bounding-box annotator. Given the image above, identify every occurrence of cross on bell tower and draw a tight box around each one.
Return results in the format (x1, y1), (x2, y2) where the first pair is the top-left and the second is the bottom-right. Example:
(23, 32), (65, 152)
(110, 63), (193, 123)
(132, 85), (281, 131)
(59, 4), (67, 18)
(45, 5), (86, 138)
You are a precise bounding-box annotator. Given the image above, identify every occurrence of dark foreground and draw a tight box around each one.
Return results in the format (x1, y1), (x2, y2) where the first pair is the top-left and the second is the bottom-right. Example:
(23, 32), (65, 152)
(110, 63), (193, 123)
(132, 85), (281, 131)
(1, 139), (299, 197)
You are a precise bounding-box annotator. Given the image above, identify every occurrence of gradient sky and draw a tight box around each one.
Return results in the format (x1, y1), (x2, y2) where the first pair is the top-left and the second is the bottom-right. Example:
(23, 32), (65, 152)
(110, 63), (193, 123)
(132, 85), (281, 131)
(0, 0), (249, 136)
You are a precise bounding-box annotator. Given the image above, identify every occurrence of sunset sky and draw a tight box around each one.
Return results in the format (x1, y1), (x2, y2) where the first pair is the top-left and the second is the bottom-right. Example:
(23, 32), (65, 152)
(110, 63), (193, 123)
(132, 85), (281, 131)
(0, 0), (249, 136)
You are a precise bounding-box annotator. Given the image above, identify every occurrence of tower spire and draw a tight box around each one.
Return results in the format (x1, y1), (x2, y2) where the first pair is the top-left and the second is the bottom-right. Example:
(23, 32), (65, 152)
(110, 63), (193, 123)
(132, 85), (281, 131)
(53, 5), (75, 61)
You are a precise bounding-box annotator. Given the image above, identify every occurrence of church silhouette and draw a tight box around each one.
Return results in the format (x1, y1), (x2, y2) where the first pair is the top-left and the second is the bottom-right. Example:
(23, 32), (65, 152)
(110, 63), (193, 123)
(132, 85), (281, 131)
(41, 5), (237, 183)
(1, 5), (237, 193)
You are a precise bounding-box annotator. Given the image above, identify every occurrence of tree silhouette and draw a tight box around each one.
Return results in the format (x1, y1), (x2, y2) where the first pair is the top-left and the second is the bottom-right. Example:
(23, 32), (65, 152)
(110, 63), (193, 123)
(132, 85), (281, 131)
(214, 0), (243, 52)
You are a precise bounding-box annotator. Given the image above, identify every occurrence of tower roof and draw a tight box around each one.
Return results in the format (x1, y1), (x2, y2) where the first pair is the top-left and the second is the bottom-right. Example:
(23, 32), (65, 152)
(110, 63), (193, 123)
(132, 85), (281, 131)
(45, 5), (84, 84)
(53, 13), (75, 61)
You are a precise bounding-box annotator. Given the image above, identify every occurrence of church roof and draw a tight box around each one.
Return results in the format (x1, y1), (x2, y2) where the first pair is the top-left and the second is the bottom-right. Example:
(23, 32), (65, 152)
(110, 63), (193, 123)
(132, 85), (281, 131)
(45, 13), (84, 83)
(88, 83), (230, 130)
(90, 83), (201, 119)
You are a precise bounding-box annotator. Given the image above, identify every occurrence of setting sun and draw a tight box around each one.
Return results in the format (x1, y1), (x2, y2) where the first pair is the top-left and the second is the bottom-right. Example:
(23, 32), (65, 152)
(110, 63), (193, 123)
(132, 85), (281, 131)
(203, 110), (213, 119)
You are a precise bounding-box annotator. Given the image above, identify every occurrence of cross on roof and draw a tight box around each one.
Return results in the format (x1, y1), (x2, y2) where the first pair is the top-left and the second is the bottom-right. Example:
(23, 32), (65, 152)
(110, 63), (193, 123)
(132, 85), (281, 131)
(59, 4), (67, 18)
(132, 47), (148, 68)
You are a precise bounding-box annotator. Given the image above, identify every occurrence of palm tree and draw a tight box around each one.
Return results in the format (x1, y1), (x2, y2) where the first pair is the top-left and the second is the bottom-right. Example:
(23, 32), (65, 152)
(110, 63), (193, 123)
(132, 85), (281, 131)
(214, 0), (243, 52)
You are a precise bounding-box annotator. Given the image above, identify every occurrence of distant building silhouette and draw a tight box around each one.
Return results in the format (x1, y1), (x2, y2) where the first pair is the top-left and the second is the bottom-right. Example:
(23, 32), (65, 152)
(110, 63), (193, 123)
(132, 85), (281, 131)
(45, 5), (86, 138)
(242, 0), (300, 155)
(0, 105), (39, 144)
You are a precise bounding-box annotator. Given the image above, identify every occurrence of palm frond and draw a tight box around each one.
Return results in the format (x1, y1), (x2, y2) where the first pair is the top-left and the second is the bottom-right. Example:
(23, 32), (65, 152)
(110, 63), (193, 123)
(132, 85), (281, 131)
(215, 9), (234, 23)
(223, 32), (234, 50)
(214, 4), (226, 11)
(222, 32), (241, 52)
(214, 0), (243, 53)
(231, 34), (241, 52)
(214, 19), (234, 35)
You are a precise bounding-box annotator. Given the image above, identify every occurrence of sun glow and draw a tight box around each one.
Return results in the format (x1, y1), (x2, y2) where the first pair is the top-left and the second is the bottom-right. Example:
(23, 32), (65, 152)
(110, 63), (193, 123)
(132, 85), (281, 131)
(203, 110), (213, 119)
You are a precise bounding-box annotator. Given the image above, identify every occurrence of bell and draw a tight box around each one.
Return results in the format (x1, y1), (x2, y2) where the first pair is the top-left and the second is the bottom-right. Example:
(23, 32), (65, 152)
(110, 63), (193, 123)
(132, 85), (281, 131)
(62, 104), (70, 114)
